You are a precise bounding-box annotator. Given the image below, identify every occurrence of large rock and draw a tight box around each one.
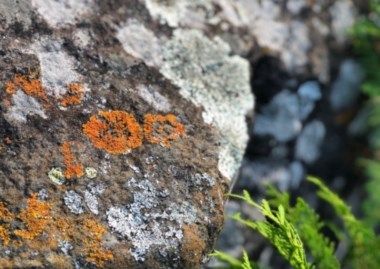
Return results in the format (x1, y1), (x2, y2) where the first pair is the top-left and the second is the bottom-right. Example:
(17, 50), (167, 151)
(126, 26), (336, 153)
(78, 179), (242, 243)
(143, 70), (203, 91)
(0, 0), (254, 268)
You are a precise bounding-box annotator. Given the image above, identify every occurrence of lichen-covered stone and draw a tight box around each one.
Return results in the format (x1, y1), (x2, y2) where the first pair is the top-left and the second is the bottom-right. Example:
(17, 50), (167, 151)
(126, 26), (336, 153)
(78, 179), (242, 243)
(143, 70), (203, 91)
(0, 0), (254, 268)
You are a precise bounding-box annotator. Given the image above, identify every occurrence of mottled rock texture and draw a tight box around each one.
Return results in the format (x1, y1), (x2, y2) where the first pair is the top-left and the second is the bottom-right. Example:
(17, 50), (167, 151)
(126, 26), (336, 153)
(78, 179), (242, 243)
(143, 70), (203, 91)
(0, 0), (254, 268)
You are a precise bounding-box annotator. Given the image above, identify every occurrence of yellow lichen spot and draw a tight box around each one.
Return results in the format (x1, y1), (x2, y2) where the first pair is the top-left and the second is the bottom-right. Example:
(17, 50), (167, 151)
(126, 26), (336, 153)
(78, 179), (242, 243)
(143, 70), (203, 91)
(48, 167), (66, 185)
(62, 141), (84, 179)
(85, 167), (98, 179)
(83, 110), (143, 154)
(60, 83), (85, 107)
(144, 113), (185, 147)
(14, 194), (52, 240)
(6, 74), (48, 101)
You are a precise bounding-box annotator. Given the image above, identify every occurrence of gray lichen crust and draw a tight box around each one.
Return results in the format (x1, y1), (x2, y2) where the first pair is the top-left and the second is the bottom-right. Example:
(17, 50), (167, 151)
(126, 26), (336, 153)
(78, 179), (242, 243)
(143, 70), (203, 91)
(0, 0), (254, 268)
(161, 30), (254, 181)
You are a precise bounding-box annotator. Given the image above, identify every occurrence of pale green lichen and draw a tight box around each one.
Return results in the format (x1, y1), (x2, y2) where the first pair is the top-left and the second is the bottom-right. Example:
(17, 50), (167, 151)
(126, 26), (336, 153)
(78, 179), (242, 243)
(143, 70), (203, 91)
(48, 167), (65, 185)
(160, 29), (254, 181)
(85, 167), (98, 179)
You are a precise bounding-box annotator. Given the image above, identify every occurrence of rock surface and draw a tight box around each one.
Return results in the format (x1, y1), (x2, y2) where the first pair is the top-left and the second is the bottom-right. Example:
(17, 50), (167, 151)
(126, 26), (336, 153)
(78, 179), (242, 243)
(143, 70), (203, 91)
(0, 0), (254, 268)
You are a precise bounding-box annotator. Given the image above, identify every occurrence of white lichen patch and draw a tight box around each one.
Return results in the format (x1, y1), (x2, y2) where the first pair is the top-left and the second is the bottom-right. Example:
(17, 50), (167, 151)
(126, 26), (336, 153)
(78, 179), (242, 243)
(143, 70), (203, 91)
(0, 0), (33, 28)
(143, 0), (213, 28)
(64, 190), (85, 215)
(38, 51), (81, 98)
(116, 20), (162, 67)
(107, 207), (183, 261)
(85, 167), (98, 179)
(31, 0), (94, 28)
(37, 188), (49, 200)
(84, 183), (105, 215)
(136, 85), (171, 112)
(192, 173), (216, 189)
(58, 240), (73, 255)
(28, 39), (83, 98)
(106, 178), (197, 261)
(47, 167), (65, 185)
(4, 90), (47, 124)
(73, 29), (92, 48)
(160, 29), (254, 181)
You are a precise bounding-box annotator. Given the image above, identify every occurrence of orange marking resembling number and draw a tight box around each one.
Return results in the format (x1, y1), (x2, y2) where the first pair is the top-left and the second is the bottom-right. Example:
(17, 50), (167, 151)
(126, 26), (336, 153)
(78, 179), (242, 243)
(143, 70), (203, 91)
(82, 111), (143, 154)
(62, 141), (84, 179)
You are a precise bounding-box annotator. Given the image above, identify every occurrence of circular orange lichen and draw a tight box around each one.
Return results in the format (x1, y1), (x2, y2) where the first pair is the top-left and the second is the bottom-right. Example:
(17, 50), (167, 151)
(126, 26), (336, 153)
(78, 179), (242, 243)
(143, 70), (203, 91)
(83, 110), (143, 154)
(144, 114), (185, 147)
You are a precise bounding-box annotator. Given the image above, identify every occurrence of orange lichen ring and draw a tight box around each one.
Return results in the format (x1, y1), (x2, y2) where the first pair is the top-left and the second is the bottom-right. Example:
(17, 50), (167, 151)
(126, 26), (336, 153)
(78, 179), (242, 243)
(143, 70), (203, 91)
(83, 110), (143, 154)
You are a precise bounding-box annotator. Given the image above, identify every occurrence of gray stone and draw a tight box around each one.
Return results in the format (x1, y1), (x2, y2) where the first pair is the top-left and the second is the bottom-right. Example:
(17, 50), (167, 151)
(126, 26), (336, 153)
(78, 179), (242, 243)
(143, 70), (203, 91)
(298, 81), (322, 100)
(238, 159), (292, 191)
(254, 91), (302, 142)
(289, 161), (305, 188)
(298, 81), (322, 120)
(295, 120), (326, 164)
(330, 59), (364, 111)
(349, 107), (371, 136)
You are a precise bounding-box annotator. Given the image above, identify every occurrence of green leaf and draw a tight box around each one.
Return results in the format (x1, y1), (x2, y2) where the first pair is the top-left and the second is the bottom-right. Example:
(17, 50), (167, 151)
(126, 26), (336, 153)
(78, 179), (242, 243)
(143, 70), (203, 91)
(210, 250), (242, 267)
(210, 250), (258, 269)
(231, 192), (312, 269)
(307, 176), (380, 268)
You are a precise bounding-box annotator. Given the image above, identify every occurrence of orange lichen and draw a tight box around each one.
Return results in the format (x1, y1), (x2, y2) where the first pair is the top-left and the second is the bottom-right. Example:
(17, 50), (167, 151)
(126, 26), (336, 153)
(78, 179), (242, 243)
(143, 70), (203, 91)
(61, 141), (84, 179)
(14, 194), (52, 240)
(0, 202), (13, 221)
(5, 81), (15, 94)
(0, 226), (11, 246)
(0, 202), (14, 245)
(0, 194), (113, 268)
(83, 110), (143, 154)
(83, 220), (114, 267)
(181, 224), (206, 269)
(144, 114), (185, 147)
(60, 83), (85, 107)
(6, 74), (48, 101)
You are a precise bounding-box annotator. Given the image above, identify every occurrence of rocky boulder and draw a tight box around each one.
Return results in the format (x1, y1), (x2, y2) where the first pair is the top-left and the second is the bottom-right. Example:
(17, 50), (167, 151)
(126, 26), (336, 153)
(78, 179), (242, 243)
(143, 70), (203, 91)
(0, 0), (254, 268)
